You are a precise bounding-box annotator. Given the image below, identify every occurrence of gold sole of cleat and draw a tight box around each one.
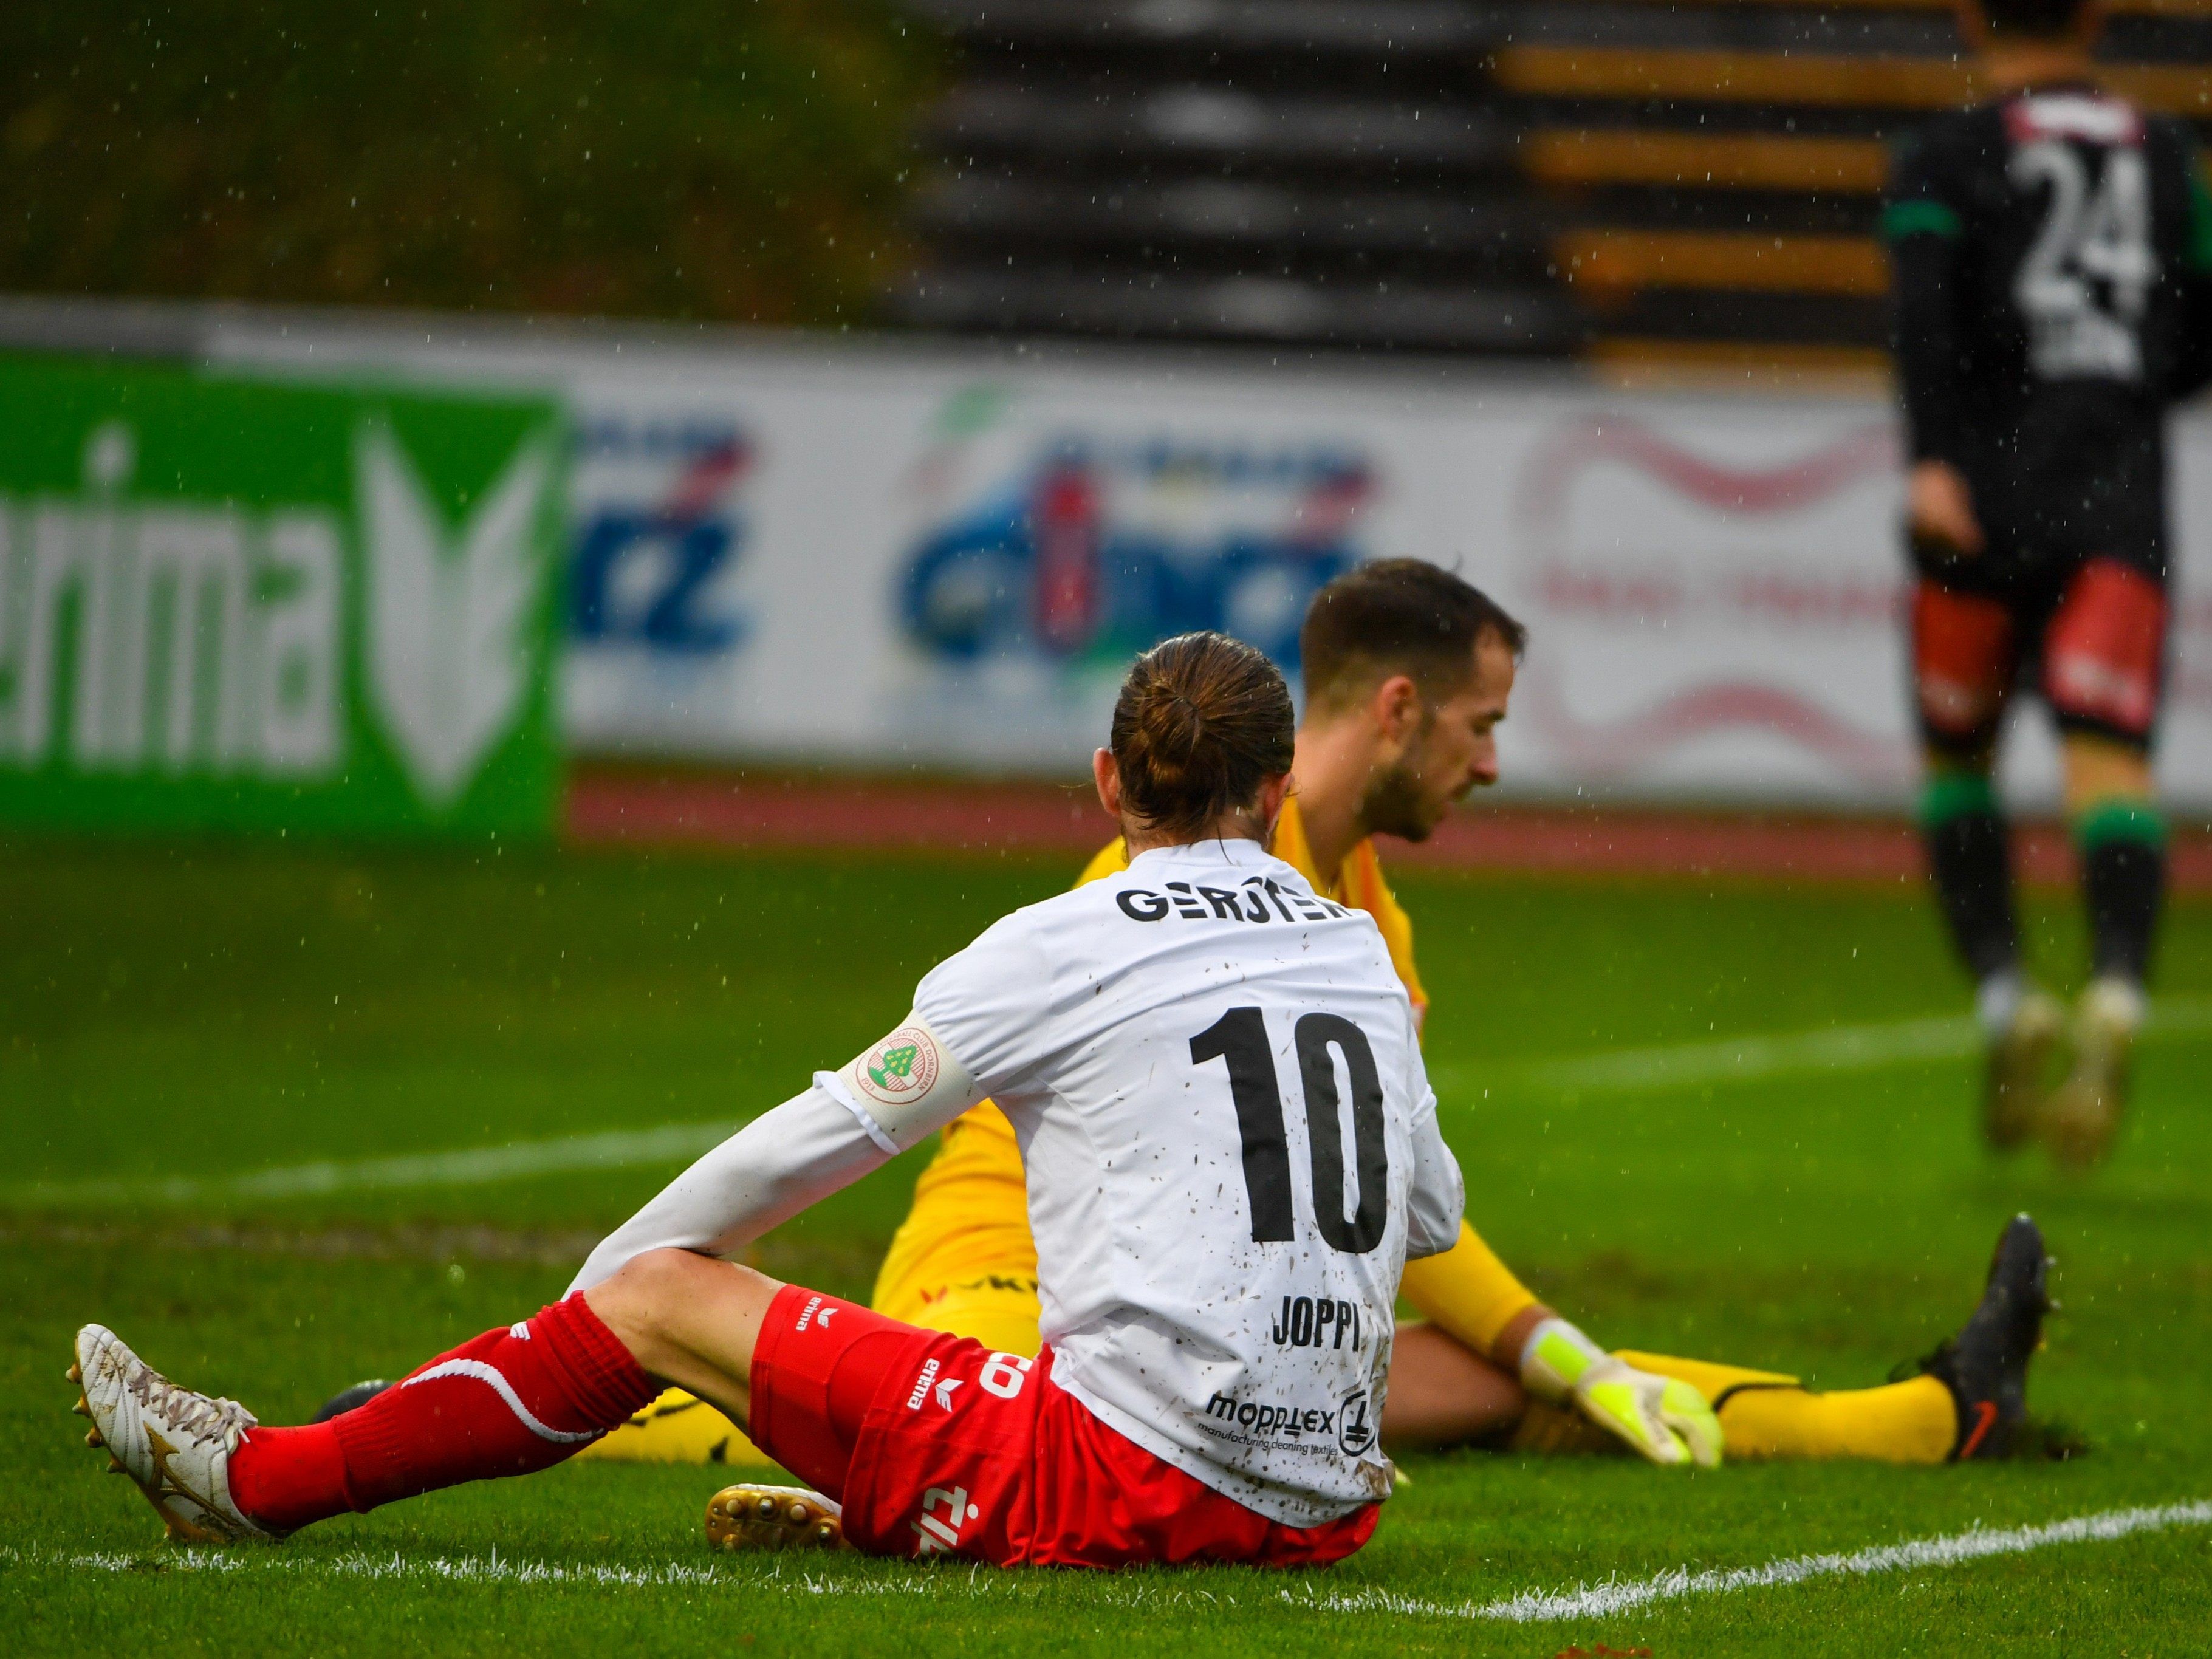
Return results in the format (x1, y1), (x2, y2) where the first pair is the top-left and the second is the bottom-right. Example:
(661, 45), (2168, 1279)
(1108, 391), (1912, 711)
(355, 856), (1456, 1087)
(702, 1484), (846, 1553)
(67, 1362), (82, 1384)
(159, 1508), (235, 1546)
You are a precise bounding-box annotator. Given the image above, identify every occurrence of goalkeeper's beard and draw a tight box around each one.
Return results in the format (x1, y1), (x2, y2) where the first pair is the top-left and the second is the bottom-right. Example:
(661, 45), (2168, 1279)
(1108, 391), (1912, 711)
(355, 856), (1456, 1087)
(1359, 741), (1448, 844)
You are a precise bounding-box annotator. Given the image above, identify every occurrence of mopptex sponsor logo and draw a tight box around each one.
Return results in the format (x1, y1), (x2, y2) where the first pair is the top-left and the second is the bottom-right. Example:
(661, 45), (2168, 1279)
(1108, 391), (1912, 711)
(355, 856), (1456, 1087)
(1202, 1385), (1375, 1455)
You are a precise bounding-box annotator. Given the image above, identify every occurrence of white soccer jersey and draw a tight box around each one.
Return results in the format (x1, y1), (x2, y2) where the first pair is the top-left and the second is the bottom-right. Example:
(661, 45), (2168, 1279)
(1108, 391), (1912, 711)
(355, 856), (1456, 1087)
(908, 835), (1464, 1527)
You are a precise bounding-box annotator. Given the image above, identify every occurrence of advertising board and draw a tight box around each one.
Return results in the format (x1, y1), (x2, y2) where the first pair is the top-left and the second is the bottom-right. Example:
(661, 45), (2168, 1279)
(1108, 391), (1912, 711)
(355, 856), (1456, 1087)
(198, 313), (2212, 809)
(0, 354), (566, 833)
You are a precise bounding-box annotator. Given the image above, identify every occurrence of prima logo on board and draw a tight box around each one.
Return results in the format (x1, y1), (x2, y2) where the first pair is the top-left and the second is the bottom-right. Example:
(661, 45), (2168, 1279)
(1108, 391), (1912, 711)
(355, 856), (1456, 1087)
(0, 420), (344, 777)
(0, 414), (555, 814)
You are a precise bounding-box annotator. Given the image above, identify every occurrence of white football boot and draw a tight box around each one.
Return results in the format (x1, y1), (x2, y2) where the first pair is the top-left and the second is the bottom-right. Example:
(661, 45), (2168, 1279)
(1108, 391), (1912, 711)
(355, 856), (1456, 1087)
(703, 1482), (847, 1552)
(70, 1323), (276, 1543)
(2042, 977), (2145, 1169)
(1981, 985), (2065, 1151)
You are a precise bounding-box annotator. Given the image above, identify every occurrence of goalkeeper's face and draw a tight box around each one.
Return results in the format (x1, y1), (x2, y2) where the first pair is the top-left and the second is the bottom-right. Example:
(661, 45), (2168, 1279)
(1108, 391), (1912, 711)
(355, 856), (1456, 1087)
(1360, 632), (1516, 843)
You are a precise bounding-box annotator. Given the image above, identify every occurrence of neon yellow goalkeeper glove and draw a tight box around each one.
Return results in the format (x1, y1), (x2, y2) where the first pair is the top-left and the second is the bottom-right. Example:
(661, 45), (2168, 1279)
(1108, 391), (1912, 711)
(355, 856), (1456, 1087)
(1518, 1317), (1724, 1469)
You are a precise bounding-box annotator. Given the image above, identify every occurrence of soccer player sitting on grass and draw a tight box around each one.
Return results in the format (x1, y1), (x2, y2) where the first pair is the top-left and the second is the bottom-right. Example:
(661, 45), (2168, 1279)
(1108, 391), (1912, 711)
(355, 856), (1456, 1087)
(589, 561), (2053, 1477)
(75, 634), (1466, 1563)
(1887, 0), (2212, 1165)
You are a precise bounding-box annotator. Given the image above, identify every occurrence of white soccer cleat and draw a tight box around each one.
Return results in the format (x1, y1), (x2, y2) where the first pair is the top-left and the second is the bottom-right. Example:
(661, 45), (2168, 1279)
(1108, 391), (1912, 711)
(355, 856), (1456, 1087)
(1982, 986), (2064, 1151)
(2042, 977), (2143, 1169)
(702, 1482), (847, 1552)
(70, 1323), (275, 1543)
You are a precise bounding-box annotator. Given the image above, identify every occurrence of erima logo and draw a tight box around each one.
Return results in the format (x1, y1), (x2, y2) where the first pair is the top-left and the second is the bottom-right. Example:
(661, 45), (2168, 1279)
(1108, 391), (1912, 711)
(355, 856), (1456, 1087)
(357, 420), (554, 809)
(906, 1357), (942, 1411)
(903, 1360), (962, 1412)
(795, 1294), (824, 1333)
(911, 1484), (981, 1556)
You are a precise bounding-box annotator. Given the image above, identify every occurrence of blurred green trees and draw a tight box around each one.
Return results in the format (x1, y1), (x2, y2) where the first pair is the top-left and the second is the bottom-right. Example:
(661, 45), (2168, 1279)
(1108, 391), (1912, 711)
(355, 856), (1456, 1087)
(0, 1), (933, 325)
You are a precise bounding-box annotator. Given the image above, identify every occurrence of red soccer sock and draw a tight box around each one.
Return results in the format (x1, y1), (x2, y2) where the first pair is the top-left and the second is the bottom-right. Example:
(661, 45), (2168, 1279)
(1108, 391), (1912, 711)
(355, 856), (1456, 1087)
(227, 1421), (349, 1533)
(230, 1293), (655, 1533)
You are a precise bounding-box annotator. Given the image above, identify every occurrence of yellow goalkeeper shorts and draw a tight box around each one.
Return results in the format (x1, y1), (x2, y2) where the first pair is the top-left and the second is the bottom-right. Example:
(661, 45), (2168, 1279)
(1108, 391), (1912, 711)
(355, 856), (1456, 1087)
(869, 1101), (1043, 1356)
(575, 1387), (766, 1465)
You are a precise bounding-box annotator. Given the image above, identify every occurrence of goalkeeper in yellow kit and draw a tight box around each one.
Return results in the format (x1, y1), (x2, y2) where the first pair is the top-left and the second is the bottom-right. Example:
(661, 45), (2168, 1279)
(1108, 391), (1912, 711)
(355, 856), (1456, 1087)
(589, 559), (2047, 1469)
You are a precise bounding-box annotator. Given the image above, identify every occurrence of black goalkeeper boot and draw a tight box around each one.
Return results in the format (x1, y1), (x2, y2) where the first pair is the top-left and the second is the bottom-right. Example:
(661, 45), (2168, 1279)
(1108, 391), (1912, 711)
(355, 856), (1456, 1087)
(312, 1378), (392, 1422)
(1916, 1214), (2053, 1461)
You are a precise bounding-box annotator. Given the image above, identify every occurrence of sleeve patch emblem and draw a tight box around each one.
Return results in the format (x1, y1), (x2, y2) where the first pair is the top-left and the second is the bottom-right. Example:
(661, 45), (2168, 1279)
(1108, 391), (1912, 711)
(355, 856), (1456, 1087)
(857, 1025), (940, 1108)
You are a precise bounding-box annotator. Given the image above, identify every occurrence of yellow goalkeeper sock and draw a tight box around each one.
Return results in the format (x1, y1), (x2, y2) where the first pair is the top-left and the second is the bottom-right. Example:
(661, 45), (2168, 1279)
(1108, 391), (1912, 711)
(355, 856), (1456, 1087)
(577, 1387), (771, 1466)
(1620, 1350), (1956, 1464)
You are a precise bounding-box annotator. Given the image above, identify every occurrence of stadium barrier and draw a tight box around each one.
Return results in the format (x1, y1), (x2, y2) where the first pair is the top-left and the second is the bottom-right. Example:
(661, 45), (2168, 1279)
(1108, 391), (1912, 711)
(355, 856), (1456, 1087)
(5, 296), (2209, 812)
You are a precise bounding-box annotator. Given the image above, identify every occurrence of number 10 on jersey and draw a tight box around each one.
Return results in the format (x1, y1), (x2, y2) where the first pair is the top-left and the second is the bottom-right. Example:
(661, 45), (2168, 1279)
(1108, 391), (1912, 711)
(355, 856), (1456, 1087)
(1190, 1007), (1389, 1254)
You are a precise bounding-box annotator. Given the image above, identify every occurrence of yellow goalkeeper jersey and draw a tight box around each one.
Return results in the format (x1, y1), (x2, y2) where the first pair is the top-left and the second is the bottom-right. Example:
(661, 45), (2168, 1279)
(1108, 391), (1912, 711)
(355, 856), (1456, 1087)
(871, 794), (1539, 1358)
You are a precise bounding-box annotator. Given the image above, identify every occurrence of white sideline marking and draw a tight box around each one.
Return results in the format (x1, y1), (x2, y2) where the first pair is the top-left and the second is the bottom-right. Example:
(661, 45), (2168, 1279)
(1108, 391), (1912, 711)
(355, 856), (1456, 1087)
(5, 1499), (2208, 1618)
(1443, 992), (2212, 1101)
(9, 996), (2212, 1209)
(0, 1121), (737, 1209)
(1485, 1013), (1974, 1098)
(1459, 1497), (2212, 1623)
(0, 1542), (999, 1599)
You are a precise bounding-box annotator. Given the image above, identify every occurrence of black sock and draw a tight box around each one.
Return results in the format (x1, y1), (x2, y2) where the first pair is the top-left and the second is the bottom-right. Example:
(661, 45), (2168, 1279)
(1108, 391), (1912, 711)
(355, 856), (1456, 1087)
(1922, 774), (2018, 983)
(2078, 806), (2166, 984)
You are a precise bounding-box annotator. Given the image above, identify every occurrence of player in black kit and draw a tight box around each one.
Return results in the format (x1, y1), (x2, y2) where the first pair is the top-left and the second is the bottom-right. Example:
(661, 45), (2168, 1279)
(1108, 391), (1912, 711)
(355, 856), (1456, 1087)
(1886, 0), (2212, 1165)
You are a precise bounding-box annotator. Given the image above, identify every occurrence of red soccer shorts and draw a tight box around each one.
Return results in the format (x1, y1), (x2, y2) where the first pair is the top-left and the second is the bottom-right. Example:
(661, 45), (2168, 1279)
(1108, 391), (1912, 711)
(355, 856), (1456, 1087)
(1912, 558), (2168, 751)
(1911, 579), (2015, 748)
(2042, 560), (2167, 741)
(746, 1283), (1379, 1569)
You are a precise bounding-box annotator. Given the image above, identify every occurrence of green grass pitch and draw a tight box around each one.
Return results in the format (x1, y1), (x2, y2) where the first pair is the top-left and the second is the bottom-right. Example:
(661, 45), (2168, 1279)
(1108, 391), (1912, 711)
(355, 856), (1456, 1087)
(4, 835), (2210, 1655)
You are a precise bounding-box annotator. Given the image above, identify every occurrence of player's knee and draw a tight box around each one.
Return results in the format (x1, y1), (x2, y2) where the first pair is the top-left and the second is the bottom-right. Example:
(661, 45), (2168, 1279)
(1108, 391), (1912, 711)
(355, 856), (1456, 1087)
(1377, 1323), (1527, 1449)
(586, 1248), (760, 1350)
(2061, 731), (2156, 811)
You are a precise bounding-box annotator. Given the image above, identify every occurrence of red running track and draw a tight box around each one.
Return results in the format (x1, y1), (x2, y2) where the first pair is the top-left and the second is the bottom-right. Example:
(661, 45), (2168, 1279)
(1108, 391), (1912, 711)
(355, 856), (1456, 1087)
(566, 770), (2212, 890)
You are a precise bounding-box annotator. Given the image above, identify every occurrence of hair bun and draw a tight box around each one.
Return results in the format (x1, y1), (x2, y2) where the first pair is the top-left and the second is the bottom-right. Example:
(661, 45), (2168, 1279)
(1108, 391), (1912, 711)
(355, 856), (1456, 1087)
(1109, 633), (1295, 839)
